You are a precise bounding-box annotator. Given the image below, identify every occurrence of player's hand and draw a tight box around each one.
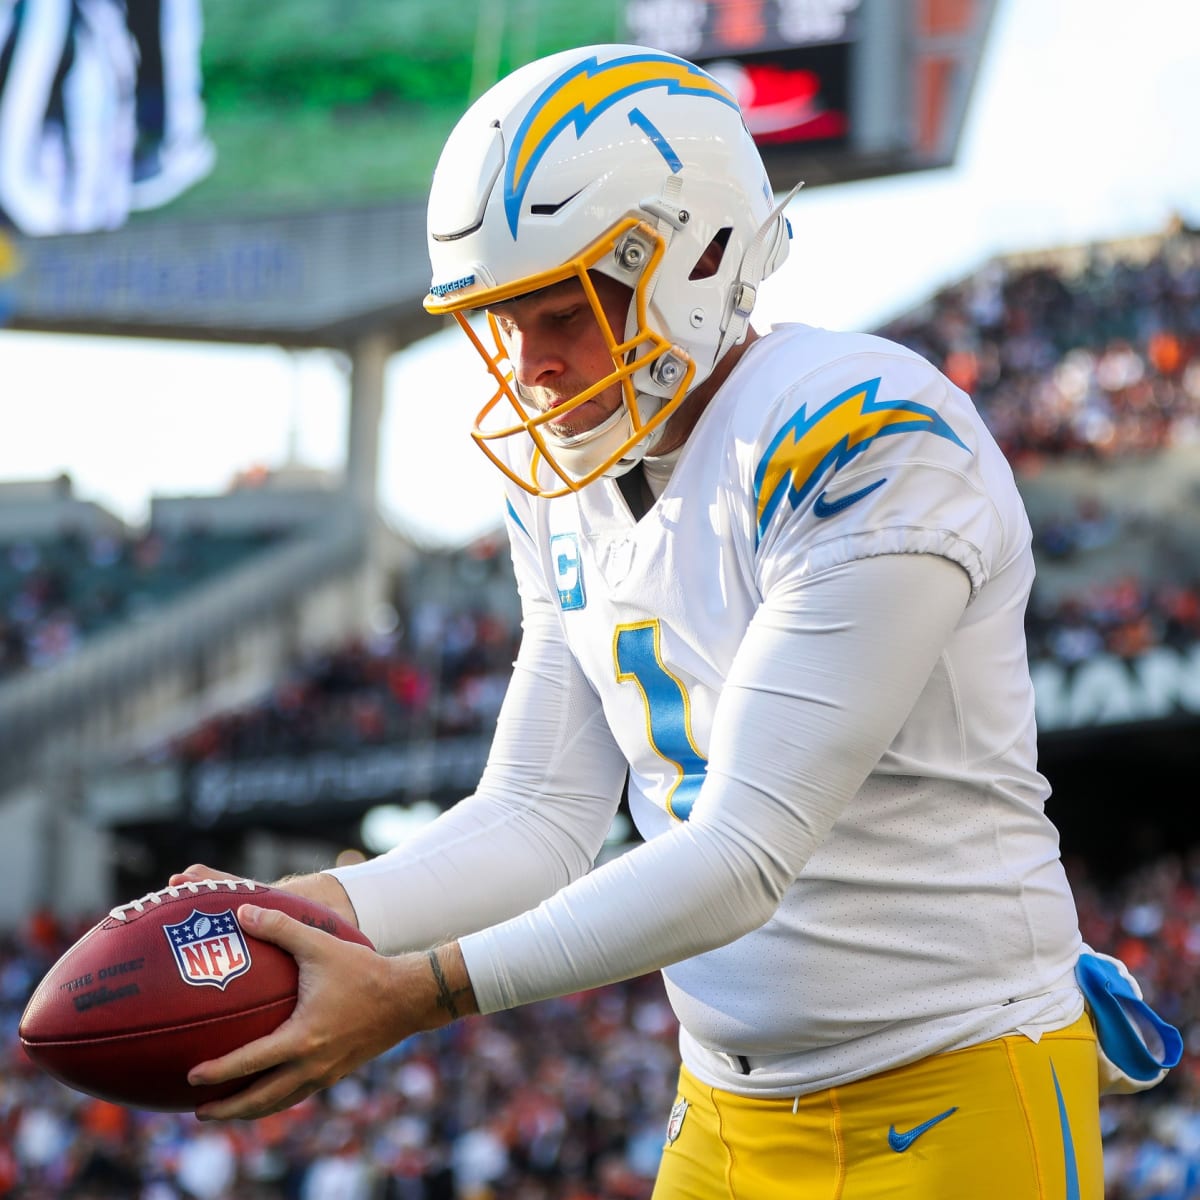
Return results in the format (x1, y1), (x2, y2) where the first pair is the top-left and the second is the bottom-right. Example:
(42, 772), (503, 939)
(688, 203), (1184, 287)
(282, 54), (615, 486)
(169, 864), (359, 928)
(187, 903), (466, 1121)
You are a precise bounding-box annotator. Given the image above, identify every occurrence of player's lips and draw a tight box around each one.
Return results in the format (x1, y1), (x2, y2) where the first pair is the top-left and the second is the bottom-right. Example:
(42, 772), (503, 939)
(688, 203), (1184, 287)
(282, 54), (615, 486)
(544, 395), (606, 436)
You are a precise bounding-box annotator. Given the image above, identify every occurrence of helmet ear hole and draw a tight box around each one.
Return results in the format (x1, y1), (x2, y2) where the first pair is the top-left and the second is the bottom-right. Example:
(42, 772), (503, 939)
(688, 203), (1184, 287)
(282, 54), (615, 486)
(688, 227), (732, 281)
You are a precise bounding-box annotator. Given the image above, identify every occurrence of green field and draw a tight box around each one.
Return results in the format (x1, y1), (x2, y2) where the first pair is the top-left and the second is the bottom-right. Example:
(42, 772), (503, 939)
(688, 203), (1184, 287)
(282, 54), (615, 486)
(165, 0), (625, 217)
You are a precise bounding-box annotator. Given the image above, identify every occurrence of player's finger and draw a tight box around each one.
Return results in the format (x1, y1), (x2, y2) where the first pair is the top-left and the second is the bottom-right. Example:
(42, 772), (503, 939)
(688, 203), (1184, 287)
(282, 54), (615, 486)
(236, 903), (371, 968)
(194, 1065), (318, 1122)
(168, 864), (240, 886)
(187, 1017), (299, 1090)
(235, 904), (327, 959)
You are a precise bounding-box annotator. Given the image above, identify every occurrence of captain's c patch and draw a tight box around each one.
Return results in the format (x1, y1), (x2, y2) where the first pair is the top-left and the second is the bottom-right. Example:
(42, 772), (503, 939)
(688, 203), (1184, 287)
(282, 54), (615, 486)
(551, 532), (586, 610)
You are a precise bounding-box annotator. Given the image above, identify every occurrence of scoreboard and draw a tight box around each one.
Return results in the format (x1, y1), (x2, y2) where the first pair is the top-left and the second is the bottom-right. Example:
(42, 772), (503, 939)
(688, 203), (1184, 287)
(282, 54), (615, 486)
(627, 0), (860, 157)
(626, 0), (997, 187)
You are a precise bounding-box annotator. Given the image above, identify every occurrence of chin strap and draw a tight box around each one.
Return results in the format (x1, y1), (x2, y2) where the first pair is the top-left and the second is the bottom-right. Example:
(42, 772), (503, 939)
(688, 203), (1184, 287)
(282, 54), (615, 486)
(714, 180), (804, 364)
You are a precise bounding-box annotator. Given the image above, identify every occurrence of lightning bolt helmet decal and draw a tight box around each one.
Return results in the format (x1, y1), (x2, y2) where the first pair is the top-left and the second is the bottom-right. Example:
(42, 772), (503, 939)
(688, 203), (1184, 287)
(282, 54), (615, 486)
(504, 52), (739, 238)
(754, 377), (970, 542)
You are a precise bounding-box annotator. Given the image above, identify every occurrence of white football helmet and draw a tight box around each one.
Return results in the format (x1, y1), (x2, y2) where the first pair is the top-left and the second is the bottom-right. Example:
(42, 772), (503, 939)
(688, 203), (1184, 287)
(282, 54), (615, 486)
(424, 44), (794, 498)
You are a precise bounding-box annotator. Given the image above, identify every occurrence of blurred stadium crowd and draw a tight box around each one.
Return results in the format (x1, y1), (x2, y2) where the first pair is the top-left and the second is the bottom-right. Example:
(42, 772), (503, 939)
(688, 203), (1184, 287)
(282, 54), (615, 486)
(0, 526), (284, 683)
(0, 224), (1198, 1196)
(170, 602), (519, 765)
(878, 219), (1200, 464)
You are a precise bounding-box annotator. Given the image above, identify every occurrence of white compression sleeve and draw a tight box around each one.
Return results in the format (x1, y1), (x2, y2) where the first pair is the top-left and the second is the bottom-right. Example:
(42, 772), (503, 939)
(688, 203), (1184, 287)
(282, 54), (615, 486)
(461, 553), (972, 1012)
(327, 602), (629, 954)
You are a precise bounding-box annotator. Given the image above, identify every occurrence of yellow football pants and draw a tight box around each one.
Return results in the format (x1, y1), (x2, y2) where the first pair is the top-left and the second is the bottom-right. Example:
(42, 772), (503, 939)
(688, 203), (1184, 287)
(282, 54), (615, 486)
(653, 1014), (1102, 1199)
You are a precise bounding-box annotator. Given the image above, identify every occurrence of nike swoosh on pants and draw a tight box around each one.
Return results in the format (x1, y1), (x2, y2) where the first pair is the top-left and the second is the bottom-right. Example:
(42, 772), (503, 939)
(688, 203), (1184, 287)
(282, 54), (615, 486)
(887, 1105), (958, 1152)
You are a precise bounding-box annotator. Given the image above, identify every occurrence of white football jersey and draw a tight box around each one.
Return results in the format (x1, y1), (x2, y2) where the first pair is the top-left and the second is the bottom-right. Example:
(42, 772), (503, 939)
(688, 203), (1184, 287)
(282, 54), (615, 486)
(483, 322), (1084, 1094)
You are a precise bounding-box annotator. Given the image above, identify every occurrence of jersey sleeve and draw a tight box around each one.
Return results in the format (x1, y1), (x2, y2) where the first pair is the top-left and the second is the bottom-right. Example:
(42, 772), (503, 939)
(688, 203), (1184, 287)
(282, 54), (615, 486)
(744, 345), (1015, 601)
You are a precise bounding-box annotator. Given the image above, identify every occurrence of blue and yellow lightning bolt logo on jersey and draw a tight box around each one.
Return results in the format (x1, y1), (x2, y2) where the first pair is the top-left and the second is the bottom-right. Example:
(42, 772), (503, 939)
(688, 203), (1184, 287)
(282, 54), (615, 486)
(753, 376), (969, 542)
(504, 52), (738, 238)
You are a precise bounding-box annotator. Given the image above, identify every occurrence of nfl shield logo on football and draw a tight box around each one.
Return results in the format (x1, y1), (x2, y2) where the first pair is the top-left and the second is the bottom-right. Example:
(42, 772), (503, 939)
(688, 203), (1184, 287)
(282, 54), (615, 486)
(665, 1097), (689, 1145)
(164, 909), (253, 990)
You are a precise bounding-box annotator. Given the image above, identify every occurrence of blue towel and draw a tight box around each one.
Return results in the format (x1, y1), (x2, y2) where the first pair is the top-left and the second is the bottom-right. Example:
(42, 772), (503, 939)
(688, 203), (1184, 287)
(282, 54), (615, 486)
(1076, 951), (1182, 1092)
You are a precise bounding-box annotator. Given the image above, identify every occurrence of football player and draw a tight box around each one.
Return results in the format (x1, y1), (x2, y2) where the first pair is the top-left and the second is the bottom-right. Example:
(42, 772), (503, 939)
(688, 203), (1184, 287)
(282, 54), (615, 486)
(173, 44), (1177, 1198)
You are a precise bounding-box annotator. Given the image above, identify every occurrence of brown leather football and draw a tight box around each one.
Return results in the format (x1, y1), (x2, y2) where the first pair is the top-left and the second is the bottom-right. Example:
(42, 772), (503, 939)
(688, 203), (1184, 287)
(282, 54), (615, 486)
(18, 878), (374, 1111)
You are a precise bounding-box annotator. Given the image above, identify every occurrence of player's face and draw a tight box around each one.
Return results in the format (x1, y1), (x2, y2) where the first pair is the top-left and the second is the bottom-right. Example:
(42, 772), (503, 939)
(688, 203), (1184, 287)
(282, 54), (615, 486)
(488, 273), (633, 441)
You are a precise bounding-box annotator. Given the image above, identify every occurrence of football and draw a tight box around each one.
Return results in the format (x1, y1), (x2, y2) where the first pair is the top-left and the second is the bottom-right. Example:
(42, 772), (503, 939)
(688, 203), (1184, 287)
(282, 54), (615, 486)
(17, 878), (375, 1111)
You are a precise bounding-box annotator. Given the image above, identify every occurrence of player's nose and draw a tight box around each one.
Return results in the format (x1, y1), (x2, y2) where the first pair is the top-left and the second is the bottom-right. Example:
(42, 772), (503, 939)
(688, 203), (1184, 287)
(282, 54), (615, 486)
(510, 330), (566, 392)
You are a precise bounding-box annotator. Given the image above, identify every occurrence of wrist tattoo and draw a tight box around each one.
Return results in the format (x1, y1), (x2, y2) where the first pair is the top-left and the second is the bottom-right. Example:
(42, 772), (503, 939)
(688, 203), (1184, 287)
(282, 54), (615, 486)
(427, 948), (469, 1020)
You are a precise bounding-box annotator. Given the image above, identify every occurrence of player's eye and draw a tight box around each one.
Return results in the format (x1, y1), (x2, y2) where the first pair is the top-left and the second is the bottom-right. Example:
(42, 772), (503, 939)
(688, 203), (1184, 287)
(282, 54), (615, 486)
(550, 305), (584, 326)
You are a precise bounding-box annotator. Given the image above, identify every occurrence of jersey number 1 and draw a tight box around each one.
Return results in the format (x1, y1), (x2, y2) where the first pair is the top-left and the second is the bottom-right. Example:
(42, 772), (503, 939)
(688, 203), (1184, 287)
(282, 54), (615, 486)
(614, 621), (707, 820)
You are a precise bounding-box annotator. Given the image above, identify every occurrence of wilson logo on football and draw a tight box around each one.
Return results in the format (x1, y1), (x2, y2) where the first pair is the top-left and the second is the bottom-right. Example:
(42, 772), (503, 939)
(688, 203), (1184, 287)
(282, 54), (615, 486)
(163, 909), (252, 990)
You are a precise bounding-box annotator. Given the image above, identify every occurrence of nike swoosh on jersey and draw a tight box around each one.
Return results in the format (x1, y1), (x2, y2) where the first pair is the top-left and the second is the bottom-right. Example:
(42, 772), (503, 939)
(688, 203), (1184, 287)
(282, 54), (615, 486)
(812, 477), (886, 518)
(887, 1105), (958, 1152)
